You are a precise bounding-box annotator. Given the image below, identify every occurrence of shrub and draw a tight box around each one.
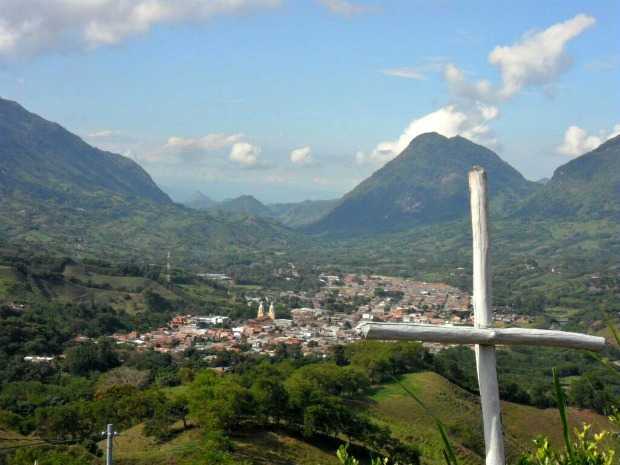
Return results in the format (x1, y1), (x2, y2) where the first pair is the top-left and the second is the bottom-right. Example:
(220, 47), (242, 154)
(519, 425), (614, 465)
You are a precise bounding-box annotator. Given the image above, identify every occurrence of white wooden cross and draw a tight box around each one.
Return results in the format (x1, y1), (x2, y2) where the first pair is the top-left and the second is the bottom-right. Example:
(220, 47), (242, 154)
(362, 166), (606, 465)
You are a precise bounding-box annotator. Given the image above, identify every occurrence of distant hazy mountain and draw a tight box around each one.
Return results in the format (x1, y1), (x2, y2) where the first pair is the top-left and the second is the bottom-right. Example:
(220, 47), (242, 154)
(183, 191), (338, 228)
(269, 199), (338, 227)
(209, 195), (274, 218)
(185, 191), (217, 210)
(308, 133), (537, 234)
(0, 97), (170, 207)
(519, 135), (620, 220)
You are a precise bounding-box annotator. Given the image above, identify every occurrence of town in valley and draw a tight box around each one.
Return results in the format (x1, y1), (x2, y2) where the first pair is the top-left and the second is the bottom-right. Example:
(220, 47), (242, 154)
(106, 273), (532, 361)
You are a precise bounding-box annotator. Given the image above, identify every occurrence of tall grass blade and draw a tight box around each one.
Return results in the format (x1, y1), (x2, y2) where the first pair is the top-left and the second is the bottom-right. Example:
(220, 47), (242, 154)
(605, 318), (620, 346)
(552, 367), (574, 461)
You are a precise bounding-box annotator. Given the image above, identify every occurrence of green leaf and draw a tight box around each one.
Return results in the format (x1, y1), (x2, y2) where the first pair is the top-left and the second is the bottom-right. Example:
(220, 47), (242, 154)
(552, 367), (574, 461)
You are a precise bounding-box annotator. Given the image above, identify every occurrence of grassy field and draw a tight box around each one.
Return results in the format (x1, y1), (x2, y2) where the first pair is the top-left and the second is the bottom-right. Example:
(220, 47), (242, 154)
(99, 371), (617, 465)
(102, 423), (341, 465)
(368, 371), (614, 465)
(0, 261), (194, 314)
(61, 264), (181, 313)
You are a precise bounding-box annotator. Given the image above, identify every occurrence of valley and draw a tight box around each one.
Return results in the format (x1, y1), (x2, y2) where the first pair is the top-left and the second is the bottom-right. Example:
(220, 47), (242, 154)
(0, 98), (619, 465)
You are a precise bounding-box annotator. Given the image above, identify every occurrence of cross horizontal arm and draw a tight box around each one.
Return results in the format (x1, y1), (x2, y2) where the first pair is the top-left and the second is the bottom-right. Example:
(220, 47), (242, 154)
(362, 323), (606, 352)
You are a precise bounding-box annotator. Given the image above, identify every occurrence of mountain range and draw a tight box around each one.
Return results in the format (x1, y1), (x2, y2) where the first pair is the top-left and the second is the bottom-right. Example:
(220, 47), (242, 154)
(188, 131), (619, 236)
(0, 97), (295, 265)
(185, 193), (338, 228)
(1, 96), (618, 264)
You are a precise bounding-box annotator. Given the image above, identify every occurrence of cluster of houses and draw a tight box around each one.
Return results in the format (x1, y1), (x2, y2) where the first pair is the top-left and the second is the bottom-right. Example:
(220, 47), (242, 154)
(109, 305), (361, 356)
(20, 273), (532, 363)
(103, 275), (479, 357)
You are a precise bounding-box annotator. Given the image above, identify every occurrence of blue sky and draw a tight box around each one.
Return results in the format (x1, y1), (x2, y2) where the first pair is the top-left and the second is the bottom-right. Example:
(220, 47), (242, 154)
(0, 0), (618, 202)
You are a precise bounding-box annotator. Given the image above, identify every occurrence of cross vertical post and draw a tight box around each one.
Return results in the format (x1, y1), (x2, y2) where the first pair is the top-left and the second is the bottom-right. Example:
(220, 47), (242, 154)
(362, 167), (604, 462)
(469, 166), (505, 465)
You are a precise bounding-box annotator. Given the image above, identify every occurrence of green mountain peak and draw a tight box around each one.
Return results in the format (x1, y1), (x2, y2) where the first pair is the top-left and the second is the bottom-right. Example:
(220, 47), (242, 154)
(308, 132), (536, 234)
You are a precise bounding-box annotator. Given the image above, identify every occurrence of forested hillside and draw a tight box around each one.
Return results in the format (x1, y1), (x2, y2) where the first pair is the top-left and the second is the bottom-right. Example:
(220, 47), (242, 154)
(518, 135), (620, 220)
(308, 133), (537, 234)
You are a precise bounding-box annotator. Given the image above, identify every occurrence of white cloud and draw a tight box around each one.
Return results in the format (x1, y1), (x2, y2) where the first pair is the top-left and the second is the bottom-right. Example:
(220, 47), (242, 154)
(317, 0), (371, 16)
(441, 14), (596, 103)
(381, 58), (449, 81)
(85, 129), (137, 144)
(381, 68), (426, 80)
(88, 129), (120, 138)
(361, 14), (597, 168)
(557, 124), (620, 156)
(489, 14), (596, 99)
(0, 0), (281, 57)
(359, 104), (499, 165)
(165, 133), (244, 152)
(230, 142), (261, 167)
(289, 146), (313, 165)
(443, 64), (495, 102)
(354, 151), (366, 165)
(140, 132), (244, 163)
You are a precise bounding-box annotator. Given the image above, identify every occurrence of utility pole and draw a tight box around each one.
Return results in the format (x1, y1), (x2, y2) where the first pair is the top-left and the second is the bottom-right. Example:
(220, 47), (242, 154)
(102, 423), (117, 465)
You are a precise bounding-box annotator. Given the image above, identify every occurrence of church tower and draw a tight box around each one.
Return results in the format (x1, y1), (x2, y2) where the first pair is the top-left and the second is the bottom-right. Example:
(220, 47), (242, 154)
(268, 302), (276, 320)
(257, 302), (265, 319)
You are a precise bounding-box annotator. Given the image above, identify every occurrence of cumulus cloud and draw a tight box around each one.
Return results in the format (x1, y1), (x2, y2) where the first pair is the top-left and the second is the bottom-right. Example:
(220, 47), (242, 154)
(489, 14), (596, 99)
(289, 146), (313, 165)
(358, 104), (499, 165)
(165, 133), (244, 152)
(140, 132), (244, 164)
(317, 0), (372, 16)
(556, 124), (620, 156)
(443, 64), (495, 102)
(230, 142), (262, 167)
(0, 0), (281, 57)
(441, 14), (596, 103)
(359, 14), (597, 167)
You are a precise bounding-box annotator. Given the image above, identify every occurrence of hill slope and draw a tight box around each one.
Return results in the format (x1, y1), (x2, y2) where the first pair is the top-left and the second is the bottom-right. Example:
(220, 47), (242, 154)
(103, 371), (612, 465)
(309, 133), (536, 235)
(370, 371), (612, 465)
(269, 199), (338, 227)
(0, 97), (170, 206)
(518, 135), (620, 220)
(0, 98), (298, 267)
